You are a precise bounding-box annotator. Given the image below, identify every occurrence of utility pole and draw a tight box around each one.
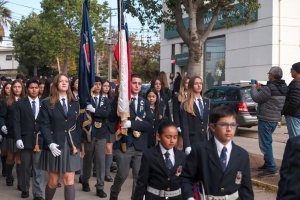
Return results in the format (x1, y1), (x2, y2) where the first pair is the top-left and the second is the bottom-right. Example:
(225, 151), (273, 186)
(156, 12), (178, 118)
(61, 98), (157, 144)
(108, 8), (113, 81)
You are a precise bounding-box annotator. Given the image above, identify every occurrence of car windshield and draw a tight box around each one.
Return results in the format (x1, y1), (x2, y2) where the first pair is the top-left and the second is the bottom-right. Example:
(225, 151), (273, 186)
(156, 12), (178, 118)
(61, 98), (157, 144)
(240, 87), (253, 102)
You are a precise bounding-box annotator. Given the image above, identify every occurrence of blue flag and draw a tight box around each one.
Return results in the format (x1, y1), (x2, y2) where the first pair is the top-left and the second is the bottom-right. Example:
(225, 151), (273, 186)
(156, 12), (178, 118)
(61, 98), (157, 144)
(79, 0), (95, 142)
(79, 0), (95, 108)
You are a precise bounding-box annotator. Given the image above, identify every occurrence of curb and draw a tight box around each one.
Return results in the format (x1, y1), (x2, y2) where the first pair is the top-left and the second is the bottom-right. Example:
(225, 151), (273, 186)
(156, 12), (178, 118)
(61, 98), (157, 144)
(252, 178), (278, 192)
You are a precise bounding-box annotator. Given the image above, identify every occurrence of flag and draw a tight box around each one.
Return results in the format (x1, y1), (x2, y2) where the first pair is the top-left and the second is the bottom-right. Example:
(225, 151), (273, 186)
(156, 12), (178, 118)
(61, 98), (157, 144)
(78, 0), (95, 142)
(79, 0), (95, 108)
(115, 0), (131, 121)
(114, 0), (132, 152)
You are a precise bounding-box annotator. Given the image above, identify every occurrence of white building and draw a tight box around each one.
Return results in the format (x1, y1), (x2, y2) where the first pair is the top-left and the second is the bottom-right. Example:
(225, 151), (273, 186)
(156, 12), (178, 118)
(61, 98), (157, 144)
(0, 41), (18, 77)
(160, 0), (300, 89)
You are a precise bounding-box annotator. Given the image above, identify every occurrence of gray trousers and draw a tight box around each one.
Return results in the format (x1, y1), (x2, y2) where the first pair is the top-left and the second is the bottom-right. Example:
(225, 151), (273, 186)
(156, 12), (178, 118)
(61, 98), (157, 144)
(81, 138), (106, 190)
(110, 147), (143, 199)
(20, 149), (45, 198)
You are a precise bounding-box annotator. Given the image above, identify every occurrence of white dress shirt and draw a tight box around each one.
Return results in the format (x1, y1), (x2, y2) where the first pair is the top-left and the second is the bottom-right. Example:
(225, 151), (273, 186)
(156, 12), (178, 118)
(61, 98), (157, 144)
(59, 96), (68, 112)
(214, 137), (232, 166)
(159, 143), (175, 166)
(28, 96), (39, 119)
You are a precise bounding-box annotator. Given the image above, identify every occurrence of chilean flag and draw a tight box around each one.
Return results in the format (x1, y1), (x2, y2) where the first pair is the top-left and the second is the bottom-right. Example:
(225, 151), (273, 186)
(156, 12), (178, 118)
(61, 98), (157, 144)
(115, 0), (131, 121)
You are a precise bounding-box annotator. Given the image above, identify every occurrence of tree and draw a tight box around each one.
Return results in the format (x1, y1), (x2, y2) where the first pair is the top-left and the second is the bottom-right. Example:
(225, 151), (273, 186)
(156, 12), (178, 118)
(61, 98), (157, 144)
(10, 13), (57, 76)
(125, 0), (259, 78)
(0, 0), (11, 41)
(39, 0), (109, 74)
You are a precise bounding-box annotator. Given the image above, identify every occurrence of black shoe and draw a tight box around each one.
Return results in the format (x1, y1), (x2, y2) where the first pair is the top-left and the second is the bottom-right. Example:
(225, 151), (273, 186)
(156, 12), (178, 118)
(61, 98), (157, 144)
(105, 175), (113, 182)
(21, 191), (29, 198)
(6, 176), (14, 186)
(96, 189), (107, 198)
(110, 165), (117, 172)
(33, 197), (44, 200)
(258, 170), (278, 177)
(82, 182), (91, 192)
(257, 164), (267, 171)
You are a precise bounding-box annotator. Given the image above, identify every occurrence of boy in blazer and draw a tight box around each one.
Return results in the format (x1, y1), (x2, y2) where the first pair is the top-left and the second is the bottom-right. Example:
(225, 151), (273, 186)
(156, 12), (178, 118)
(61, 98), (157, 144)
(133, 120), (185, 200)
(181, 105), (254, 200)
(14, 79), (45, 200)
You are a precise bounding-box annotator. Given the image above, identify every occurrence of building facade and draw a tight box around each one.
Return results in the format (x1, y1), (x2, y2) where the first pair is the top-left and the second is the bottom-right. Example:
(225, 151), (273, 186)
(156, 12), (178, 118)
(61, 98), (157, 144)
(160, 0), (300, 89)
(0, 41), (19, 77)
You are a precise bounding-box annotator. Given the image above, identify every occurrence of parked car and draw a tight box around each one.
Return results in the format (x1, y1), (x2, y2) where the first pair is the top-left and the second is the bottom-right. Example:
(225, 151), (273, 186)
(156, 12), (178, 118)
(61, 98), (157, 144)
(204, 82), (258, 128)
(141, 83), (151, 94)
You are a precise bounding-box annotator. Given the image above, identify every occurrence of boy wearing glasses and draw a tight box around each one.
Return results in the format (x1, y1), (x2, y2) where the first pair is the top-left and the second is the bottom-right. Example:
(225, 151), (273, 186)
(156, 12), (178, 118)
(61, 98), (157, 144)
(181, 105), (254, 200)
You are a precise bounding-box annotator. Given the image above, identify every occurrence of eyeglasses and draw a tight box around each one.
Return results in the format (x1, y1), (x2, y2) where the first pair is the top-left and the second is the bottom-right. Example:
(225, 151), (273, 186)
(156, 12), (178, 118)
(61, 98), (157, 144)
(214, 122), (239, 129)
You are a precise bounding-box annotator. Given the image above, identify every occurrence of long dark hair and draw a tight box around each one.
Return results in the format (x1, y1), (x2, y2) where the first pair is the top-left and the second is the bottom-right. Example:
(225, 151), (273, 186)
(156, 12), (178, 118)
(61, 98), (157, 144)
(7, 79), (25, 107)
(145, 88), (160, 120)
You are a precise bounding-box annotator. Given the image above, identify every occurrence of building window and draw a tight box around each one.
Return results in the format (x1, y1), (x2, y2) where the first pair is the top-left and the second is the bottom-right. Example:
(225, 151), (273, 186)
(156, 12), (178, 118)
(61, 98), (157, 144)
(6, 55), (13, 60)
(204, 36), (225, 90)
(181, 43), (189, 54)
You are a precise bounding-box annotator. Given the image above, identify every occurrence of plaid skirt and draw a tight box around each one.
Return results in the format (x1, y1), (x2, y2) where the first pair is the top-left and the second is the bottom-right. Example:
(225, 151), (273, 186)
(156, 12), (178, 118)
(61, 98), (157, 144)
(2, 138), (18, 153)
(38, 140), (80, 173)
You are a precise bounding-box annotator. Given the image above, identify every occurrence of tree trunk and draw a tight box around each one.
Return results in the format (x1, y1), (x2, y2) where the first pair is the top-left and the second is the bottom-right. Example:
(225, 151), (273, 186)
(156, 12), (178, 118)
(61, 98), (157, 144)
(33, 65), (38, 77)
(63, 47), (69, 74)
(187, 39), (204, 78)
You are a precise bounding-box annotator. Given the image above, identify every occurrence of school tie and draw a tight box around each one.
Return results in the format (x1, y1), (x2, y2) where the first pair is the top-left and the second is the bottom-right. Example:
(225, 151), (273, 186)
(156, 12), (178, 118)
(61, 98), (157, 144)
(220, 146), (227, 171)
(94, 96), (98, 107)
(32, 101), (36, 118)
(61, 98), (68, 116)
(198, 98), (204, 117)
(131, 97), (136, 112)
(164, 151), (173, 174)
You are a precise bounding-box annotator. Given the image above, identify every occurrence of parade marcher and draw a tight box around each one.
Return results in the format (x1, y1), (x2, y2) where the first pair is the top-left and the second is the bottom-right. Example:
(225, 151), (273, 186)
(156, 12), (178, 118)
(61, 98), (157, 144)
(173, 77), (189, 150)
(145, 88), (162, 147)
(181, 105), (254, 200)
(133, 120), (185, 200)
(282, 62), (300, 137)
(1, 79), (25, 187)
(38, 80), (45, 99)
(151, 77), (170, 119)
(101, 79), (115, 183)
(81, 76), (111, 198)
(39, 79), (51, 100)
(37, 74), (82, 200)
(109, 74), (152, 200)
(181, 76), (211, 155)
(250, 66), (287, 176)
(277, 135), (300, 199)
(0, 82), (11, 177)
(71, 77), (79, 100)
(14, 79), (45, 199)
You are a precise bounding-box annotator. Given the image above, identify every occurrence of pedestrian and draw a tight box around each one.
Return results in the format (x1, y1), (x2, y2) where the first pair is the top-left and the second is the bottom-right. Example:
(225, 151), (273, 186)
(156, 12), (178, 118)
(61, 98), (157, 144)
(277, 135), (300, 199)
(37, 74), (82, 200)
(282, 62), (300, 138)
(109, 74), (152, 200)
(81, 76), (111, 198)
(250, 66), (287, 176)
(133, 120), (185, 200)
(1, 79), (25, 187)
(14, 79), (45, 199)
(181, 105), (254, 200)
(151, 77), (170, 119)
(181, 76), (211, 155)
(173, 76), (189, 150)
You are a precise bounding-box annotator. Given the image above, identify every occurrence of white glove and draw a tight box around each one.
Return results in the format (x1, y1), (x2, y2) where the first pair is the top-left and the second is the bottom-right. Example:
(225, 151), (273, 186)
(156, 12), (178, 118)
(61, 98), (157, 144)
(49, 143), (61, 157)
(185, 146), (192, 155)
(86, 104), (95, 113)
(1, 126), (7, 134)
(16, 139), (24, 149)
(122, 120), (131, 128)
(177, 127), (182, 133)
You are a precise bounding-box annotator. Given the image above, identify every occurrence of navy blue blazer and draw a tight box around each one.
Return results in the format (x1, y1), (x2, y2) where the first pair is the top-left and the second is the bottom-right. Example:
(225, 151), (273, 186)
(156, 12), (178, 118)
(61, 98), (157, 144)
(181, 98), (211, 149)
(133, 145), (185, 200)
(13, 97), (43, 149)
(37, 98), (82, 150)
(181, 139), (254, 200)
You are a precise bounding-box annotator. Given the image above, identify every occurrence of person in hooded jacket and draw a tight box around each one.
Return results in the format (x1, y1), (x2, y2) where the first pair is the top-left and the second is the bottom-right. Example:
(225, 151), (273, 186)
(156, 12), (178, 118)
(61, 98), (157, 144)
(250, 66), (288, 177)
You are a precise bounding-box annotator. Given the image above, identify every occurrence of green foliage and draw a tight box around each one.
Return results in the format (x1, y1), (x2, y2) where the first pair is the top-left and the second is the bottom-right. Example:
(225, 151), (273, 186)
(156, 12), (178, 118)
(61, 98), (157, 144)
(0, 0), (11, 41)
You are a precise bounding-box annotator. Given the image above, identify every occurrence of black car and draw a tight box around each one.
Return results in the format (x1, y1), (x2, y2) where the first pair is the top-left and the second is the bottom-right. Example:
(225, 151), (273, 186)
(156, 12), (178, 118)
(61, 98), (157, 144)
(204, 83), (258, 128)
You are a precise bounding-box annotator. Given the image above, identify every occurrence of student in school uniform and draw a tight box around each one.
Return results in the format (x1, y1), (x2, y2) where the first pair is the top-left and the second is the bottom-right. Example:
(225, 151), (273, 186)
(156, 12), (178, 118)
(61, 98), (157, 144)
(133, 120), (185, 200)
(181, 105), (254, 200)
(181, 76), (211, 156)
(37, 74), (82, 200)
(14, 79), (45, 199)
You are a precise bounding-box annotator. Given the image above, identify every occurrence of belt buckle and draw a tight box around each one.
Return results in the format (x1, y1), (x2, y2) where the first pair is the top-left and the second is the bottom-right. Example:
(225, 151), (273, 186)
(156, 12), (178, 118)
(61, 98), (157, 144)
(159, 190), (165, 197)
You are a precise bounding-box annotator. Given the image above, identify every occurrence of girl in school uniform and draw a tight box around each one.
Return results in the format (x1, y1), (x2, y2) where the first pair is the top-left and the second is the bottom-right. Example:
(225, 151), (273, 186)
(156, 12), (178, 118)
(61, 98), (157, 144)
(38, 74), (82, 200)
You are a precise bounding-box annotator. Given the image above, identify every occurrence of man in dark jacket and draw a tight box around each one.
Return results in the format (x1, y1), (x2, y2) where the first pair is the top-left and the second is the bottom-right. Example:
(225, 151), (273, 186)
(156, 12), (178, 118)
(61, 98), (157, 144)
(282, 62), (300, 138)
(251, 66), (288, 177)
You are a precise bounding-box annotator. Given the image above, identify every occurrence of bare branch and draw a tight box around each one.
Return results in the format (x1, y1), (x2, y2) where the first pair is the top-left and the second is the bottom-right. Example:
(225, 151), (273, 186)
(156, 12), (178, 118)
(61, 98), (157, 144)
(201, 7), (220, 42)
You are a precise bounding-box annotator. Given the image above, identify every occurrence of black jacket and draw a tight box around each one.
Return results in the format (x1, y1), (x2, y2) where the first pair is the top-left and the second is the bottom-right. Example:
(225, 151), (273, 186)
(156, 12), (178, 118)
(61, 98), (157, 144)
(282, 78), (300, 117)
(133, 145), (185, 200)
(13, 98), (43, 149)
(181, 139), (254, 200)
